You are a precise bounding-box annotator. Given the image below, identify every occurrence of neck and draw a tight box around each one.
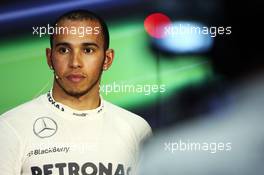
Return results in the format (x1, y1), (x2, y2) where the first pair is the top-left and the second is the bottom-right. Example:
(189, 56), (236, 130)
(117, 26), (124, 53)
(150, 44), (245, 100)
(52, 82), (100, 111)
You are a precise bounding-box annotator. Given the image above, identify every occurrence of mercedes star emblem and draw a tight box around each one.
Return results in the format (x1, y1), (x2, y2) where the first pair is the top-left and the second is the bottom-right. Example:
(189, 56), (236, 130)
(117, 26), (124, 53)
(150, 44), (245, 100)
(33, 117), (58, 138)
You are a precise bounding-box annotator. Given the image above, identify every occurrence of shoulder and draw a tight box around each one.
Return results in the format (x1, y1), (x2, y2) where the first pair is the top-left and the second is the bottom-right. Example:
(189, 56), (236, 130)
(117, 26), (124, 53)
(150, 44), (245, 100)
(0, 94), (46, 135)
(1, 95), (44, 120)
(103, 100), (152, 142)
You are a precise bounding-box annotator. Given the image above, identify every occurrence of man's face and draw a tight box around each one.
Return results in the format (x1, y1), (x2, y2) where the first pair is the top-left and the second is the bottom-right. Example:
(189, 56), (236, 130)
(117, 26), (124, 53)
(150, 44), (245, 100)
(47, 19), (109, 97)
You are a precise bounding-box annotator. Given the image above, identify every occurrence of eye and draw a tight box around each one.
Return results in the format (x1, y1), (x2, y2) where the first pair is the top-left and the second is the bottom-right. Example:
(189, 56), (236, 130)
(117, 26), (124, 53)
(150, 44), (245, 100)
(58, 47), (69, 54)
(84, 48), (94, 54)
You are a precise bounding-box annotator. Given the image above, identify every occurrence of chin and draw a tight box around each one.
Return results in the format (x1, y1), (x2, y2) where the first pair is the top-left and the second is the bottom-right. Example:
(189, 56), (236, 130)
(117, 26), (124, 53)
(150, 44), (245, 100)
(57, 79), (98, 97)
(65, 86), (92, 97)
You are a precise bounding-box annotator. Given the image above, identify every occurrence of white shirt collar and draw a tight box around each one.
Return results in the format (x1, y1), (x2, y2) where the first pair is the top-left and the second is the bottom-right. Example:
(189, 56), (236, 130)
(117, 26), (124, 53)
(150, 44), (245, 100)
(45, 90), (105, 118)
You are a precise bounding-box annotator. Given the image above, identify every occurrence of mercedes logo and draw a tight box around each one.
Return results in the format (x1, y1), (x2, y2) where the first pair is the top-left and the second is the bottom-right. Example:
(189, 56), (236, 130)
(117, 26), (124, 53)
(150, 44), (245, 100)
(33, 117), (58, 138)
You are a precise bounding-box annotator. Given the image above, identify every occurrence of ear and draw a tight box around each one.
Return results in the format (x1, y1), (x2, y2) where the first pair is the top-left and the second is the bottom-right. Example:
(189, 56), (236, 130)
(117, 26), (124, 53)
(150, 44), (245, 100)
(103, 49), (114, 71)
(46, 48), (53, 69)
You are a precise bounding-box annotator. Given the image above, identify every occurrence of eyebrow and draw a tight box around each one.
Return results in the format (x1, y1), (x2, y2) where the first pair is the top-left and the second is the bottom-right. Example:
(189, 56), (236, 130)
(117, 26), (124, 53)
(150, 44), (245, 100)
(55, 42), (99, 48)
(82, 42), (99, 48)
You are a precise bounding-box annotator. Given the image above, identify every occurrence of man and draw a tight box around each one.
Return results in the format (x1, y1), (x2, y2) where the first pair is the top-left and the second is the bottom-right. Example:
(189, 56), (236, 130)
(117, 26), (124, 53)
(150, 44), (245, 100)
(0, 10), (152, 175)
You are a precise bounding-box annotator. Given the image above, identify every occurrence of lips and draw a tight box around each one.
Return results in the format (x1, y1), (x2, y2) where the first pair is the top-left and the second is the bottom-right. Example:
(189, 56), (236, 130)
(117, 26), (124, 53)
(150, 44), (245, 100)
(66, 74), (85, 83)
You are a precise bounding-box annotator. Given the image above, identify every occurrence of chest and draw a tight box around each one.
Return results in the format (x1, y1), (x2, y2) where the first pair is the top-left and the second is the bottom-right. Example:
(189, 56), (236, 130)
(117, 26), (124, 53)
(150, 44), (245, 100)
(21, 117), (137, 175)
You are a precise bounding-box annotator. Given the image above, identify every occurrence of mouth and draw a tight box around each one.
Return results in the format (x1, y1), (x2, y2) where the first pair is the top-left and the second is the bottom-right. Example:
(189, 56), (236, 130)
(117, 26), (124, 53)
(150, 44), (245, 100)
(66, 73), (86, 83)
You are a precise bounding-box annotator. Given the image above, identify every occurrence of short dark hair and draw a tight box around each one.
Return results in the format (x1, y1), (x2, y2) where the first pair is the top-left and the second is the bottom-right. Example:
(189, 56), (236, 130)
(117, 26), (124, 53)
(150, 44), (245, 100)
(49, 9), (109, 50)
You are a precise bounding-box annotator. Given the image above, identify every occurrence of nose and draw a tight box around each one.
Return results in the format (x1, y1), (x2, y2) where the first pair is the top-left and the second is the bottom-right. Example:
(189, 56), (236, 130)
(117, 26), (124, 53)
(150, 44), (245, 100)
(69, 51), (83, 69)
